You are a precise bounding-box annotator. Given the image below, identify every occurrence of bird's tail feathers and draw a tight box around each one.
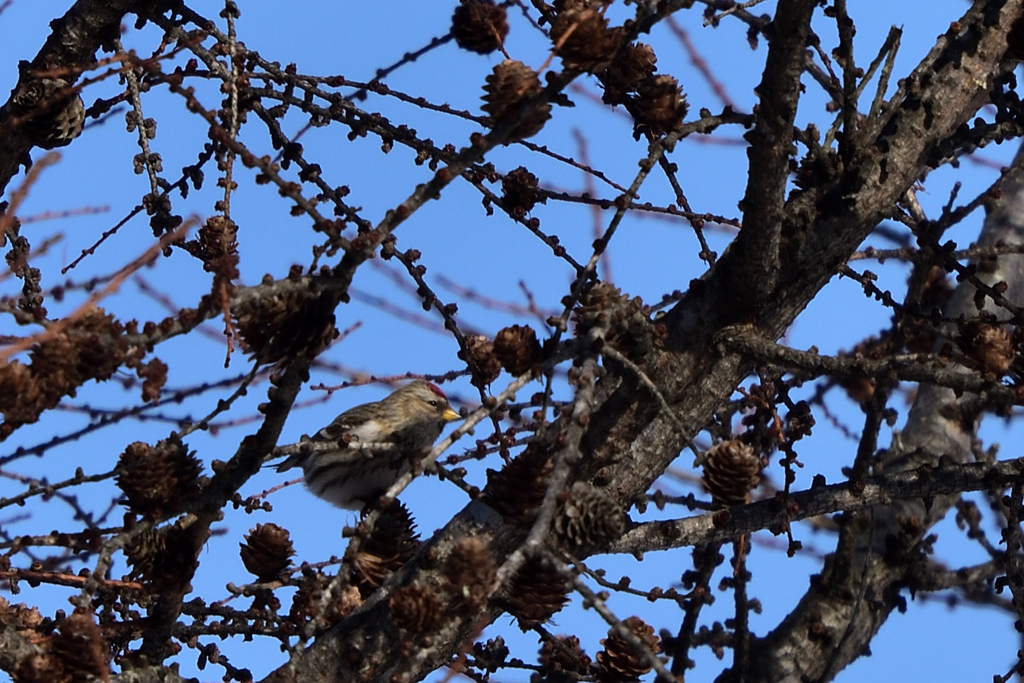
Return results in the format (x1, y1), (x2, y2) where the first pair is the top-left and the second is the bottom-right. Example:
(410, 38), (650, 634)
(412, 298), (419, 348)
(272, 452), (308, 473)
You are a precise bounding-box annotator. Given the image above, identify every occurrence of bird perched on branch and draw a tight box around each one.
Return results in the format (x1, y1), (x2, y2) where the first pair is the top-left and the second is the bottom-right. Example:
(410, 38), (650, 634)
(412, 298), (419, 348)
(277, 380), (461, 510)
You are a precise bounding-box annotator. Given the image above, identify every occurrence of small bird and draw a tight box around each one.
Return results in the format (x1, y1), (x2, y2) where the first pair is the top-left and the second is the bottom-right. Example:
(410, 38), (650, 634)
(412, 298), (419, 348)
(277, 380), (461, 510)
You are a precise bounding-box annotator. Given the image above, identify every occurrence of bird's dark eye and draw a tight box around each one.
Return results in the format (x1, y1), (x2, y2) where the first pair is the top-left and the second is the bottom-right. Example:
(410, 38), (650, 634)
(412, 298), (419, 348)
(429, 400), (439, 407)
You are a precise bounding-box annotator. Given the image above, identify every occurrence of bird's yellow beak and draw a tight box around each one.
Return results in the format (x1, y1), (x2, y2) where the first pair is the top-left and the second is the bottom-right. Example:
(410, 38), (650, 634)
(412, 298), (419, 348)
(442, 407), (461, 422)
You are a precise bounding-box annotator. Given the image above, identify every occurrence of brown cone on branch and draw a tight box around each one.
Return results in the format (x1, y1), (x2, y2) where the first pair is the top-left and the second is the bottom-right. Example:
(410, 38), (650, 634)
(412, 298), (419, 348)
(0, 599), (43, 639)
(596, 616), (661, 683)
(125, 524), (199, 594)
(289, 571), (361, 628)
(349, 500), (421, 595)
(539, 634), (593, 679)
(29, 308), (124, 394)
(10, 68), (85, 149)
(389, 583), (445, 635)
(503, 556), (569, 630)
(632, 74), (688, 137)
(501, 166), (542, 216)
(124, 527), (166, 588)
(481, 60), (552, 142)
(601, 42), (657, 105)
(493, 324), (544, 376)
(233, 281), (338, 364)
(0, 359), (44, 429)
(51, 610), (110, 683)
(190, 216), (239, 298)
(240, 523), (295, 583)
(701, 439), (762, 508)
(9, 599), (67, 683)
(553, 481), (625, 552)
(483, 443), (553, 525)
(442, 535), (497, 612)
(550, 8), (623, 73)
(463, 334), (502, 388)
(13, 652), (69, 683)
(573, 282), (632, 335)
(573, 282), (652, 358)
(116, 436), (202, 521)
(451, 0), (509, 55)
(957, 315), (1015, 376)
